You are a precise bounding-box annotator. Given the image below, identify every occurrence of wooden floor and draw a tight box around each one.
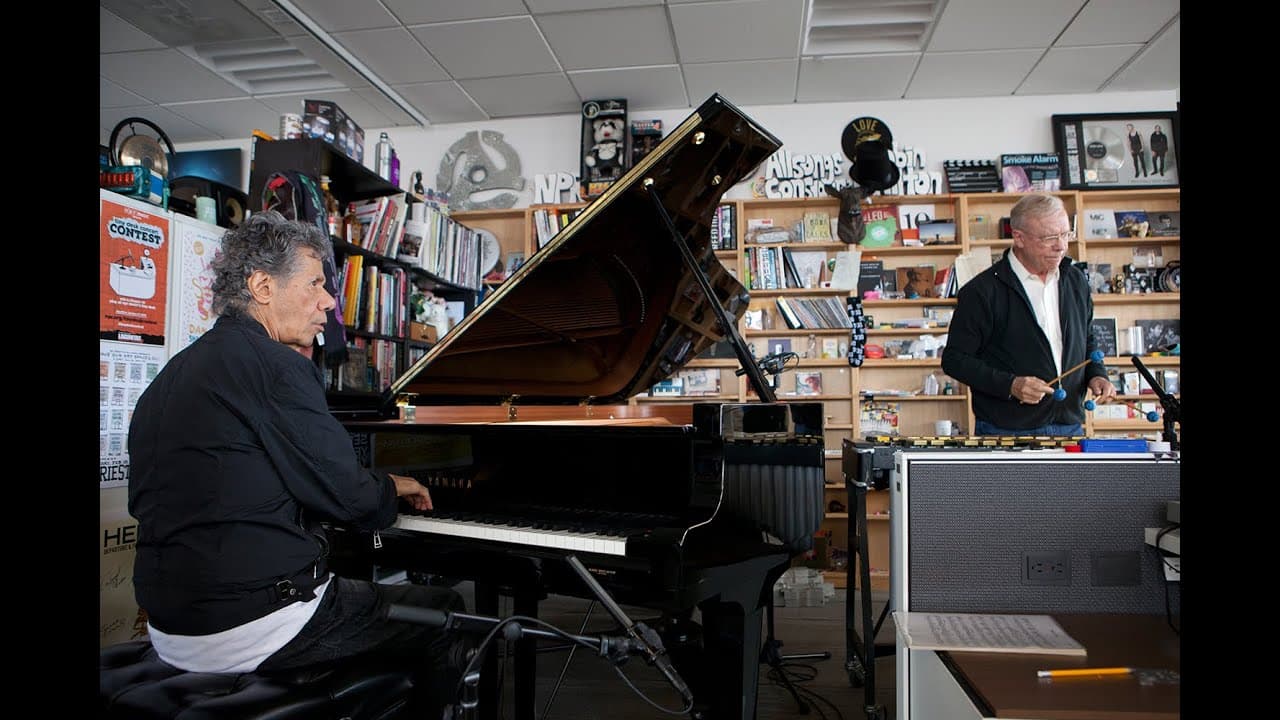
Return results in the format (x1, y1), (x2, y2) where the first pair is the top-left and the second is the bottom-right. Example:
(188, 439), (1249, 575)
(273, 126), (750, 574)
(450, 581), (898, 720)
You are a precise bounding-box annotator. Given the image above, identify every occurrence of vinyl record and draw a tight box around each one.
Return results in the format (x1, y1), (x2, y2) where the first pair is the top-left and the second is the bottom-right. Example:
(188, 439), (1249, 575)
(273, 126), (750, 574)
(223, 194), (247, 227)
(1083, 126), (1124, 171)
(477, 229), (501, 276)
(840, 117), (894, 162)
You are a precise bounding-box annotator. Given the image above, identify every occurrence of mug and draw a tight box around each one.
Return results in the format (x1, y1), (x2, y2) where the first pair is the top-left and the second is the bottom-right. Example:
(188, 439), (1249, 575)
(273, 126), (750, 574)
(196, 196), (218, 225)
(934, 419), (953, 436)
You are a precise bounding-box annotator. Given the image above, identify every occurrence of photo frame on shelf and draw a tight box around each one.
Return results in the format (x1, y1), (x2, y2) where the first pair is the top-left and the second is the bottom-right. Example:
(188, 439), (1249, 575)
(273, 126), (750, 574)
(1052, 111), (1179, 190)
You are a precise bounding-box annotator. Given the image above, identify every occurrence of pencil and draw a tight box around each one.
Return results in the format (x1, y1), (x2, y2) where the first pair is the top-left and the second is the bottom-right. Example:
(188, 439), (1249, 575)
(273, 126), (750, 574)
(1037, 667), (1133, 678)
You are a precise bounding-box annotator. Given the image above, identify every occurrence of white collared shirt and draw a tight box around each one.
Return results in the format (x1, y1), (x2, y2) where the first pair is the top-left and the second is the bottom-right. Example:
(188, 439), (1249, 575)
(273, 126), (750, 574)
(1007, 251), (1063, 376)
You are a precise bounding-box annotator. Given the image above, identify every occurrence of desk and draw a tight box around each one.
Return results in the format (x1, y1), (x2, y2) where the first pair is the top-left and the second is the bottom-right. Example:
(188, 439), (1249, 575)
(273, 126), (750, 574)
(901, 614), (1180, 719)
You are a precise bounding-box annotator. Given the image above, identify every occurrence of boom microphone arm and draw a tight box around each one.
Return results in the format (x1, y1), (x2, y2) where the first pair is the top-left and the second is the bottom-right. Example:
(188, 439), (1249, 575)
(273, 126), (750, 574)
(1130, 355), (1180, 448)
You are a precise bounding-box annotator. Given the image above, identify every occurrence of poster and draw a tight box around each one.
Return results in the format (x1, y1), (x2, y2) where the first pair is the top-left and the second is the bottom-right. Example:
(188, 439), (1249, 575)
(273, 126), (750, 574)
(100, 341), (166, 488)
(101, 510), (148, 647)
(168, 216), (223, 358)
(100, 192), (170, 345)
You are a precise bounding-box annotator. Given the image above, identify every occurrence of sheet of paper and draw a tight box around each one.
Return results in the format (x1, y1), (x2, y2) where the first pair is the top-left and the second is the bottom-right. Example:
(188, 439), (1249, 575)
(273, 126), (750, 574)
(954, 246), (994, 289)
(894, 612), (1087, 656)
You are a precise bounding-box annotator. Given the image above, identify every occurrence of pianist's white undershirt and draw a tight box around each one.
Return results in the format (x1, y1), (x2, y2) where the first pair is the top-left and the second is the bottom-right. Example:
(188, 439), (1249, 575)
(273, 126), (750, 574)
(147, 574), (332, 674)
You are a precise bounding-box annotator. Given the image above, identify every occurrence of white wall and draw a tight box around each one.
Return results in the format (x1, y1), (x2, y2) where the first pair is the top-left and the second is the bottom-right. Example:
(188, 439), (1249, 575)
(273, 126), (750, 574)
(179, 90), (1178, 205)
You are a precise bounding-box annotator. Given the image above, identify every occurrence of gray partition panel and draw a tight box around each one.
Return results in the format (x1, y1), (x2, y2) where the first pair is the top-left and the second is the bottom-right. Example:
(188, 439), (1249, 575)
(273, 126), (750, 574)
(904, 456), (1179, 615)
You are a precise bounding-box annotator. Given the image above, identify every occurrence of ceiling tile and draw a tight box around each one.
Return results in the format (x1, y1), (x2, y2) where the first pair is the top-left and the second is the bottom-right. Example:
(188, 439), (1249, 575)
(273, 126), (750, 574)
(102, 104), (220, 145)
(393, 82), (489, 124)
(1106, 18), (1179, 93)
(101, 77), (152, 108)
(99, 49), (249, 104)
(683, 60), (798, 107)
(254, 89), (395, 130)
(332, 27), (449, 85)
(928, 0), (1084, 52)
(100, 0), (279, 46)
(907, 49), (1043, 99)
(459, 73), (581, 117)
(1058, 0), (1179, 46)
(1019, 45), (1142, 96)
(384, 0), (528, 25)
(100, 7), (164, 53)
(539, 6), (676, 70)
(286, 34), (371, 88)
(796, 55), (918, 102)
(568, 66), (688, 110)
(285, 0), (401, 32)
(410, 17), (560, 80)
(163, 98), (284, 140)
(350, 86), (420, 127)
(670, 0), (804, 63)
(528, 1), (662, 12)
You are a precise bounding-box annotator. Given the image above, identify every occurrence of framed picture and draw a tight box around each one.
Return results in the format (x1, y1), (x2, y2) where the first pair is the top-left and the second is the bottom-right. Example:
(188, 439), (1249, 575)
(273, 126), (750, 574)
(1052, 111), (1179, 190)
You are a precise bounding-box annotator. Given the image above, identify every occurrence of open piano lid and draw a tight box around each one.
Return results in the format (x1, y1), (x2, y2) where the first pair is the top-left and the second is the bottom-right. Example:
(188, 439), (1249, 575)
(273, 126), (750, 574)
(385, 95), (781, 409)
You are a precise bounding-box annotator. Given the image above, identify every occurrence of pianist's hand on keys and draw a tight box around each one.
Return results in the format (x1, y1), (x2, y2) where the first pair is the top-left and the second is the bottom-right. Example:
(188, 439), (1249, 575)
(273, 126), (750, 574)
(391, 474), (434, 512)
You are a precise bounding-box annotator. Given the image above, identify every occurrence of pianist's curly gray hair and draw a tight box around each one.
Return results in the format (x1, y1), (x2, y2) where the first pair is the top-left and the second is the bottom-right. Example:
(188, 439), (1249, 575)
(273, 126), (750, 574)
(210, 210), (331, 318)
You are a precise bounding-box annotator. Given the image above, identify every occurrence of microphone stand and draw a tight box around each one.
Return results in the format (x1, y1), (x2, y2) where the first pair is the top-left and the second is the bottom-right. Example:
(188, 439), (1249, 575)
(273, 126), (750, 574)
(1130, 355), (1180, 449)
(388, 592), (688, 720)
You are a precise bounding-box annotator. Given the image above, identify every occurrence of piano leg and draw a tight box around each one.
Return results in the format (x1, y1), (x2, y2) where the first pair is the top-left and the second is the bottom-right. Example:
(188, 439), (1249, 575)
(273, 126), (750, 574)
(673, 553), (790, 720)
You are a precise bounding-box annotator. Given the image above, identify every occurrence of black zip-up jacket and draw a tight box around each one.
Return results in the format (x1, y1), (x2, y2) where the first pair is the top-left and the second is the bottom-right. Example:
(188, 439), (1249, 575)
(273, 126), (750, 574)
(128, 314), (397, 635)
(941, 250), (1105, 431)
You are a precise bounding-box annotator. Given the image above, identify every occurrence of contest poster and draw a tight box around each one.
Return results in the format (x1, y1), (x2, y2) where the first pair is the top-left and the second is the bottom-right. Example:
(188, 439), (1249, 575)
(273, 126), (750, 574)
(100, 340), (166, 488)
(168, 216), (223, 358)
(101, 193), (170, 345)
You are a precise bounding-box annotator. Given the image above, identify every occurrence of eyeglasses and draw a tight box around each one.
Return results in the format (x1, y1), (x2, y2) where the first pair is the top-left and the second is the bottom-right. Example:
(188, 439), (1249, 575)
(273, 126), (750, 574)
(1024, 230), (1076, 245)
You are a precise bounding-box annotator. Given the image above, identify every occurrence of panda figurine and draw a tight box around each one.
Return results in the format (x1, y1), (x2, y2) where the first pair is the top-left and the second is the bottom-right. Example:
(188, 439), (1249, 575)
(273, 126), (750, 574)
(583, 117), (626, 181)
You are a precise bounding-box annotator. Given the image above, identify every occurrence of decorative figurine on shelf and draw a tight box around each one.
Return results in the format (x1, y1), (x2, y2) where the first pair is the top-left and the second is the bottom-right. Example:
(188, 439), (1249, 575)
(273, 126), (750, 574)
(583, 117), (626, 180)
(824, 183), (868, 245)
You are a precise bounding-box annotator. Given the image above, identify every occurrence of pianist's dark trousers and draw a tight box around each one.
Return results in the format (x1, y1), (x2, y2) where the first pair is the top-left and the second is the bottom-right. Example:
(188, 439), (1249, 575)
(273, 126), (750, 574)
(256, 576), (469, 718)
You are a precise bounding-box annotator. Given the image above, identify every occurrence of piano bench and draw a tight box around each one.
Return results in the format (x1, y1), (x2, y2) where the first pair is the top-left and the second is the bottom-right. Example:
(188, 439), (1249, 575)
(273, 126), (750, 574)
(99, 639), (416, 719)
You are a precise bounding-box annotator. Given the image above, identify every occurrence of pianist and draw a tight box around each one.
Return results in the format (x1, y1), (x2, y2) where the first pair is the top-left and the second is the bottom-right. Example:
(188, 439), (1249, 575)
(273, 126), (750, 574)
(128, 211), (467, 717)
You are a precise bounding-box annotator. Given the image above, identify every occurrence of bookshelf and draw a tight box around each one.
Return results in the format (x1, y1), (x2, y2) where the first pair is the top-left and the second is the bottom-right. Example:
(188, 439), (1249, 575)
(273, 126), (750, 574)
(448, 189), (1180, 587)
(248, 138), (484, 403)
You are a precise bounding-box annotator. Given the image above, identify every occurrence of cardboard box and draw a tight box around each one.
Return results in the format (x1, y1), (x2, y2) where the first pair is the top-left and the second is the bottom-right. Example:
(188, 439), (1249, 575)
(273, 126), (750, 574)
(409, 322), (438, 343)
(101, 512), (148, 647)
(302, 99), (365, 164)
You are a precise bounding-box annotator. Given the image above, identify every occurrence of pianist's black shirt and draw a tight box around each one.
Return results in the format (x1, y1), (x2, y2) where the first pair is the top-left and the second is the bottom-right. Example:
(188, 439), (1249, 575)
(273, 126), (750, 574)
(128, 313), (397, 635)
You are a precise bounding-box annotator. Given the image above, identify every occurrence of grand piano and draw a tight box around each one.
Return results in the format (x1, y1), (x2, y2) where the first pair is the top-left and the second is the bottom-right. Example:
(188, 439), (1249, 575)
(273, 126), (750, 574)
(326, 94), (826, 720)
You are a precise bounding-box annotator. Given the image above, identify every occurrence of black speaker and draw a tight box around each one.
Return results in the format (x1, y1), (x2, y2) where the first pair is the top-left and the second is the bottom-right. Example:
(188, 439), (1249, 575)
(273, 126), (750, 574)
(169, 176), (249, 229)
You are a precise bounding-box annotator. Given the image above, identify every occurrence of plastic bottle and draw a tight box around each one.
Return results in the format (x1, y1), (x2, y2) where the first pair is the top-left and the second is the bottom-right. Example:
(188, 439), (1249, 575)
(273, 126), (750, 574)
(923, 372), (939, 396)
(374, 132), (393, 181)
(319, 175), (341, 238)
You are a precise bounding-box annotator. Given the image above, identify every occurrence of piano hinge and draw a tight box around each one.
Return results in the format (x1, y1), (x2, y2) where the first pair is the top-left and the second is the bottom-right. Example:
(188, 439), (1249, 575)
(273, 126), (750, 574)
(503, 395), (521, 421)
(580, 397), (596, 418)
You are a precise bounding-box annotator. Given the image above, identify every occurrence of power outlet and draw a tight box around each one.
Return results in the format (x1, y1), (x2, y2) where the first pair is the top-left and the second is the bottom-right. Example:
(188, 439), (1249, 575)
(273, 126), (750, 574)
(1023, 551), (1071, 586)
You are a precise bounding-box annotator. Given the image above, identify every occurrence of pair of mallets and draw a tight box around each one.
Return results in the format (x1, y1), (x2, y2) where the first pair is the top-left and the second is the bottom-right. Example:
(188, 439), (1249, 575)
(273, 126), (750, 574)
(1043, 350), (1159, 422)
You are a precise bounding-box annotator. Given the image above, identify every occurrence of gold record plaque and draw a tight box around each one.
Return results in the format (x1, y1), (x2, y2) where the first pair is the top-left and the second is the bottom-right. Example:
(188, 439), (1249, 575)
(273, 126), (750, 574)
(1052, 112), (1179, 190)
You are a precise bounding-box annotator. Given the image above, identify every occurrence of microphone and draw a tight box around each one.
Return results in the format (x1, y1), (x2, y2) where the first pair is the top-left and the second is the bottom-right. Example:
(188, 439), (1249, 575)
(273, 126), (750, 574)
(632, 622), (694, 704)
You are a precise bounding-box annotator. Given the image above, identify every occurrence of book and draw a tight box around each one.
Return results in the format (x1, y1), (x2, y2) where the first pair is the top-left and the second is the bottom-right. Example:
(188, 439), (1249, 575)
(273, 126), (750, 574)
(859, 205), (899, 248)
(1090, 317), (1118, 358)
(795, 371), (823, 396)
(679, 368), (721, 396)
(788, 250), (827, 289)
(1083, 208), (1118, 239)
(821, 337), (840, 359)
(918, 219), (957, 245)
(894, 612), (1087, 657)
(802, 211), (833, 242)
(897, 265), (937, 299)
(1114, 210), (1150, 237)
(999, 153), (1062, 192)
(1149, 210), (1180, 237)
(857, 259), (884, 297)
